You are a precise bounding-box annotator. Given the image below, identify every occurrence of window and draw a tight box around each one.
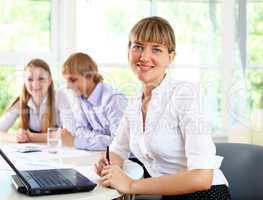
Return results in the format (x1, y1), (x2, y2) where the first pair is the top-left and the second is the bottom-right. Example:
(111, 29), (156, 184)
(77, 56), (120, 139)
(76, 0), (150, 64)
(0, 0), (51, 52)
(0, 0), (60, 115)
(0, 66), (17, 115)
(247, 1), (263, 111)
(69, 0), (263, 137)
(156, 0), (221, 66)
(0, 0), (60, 65)
(0, 0), (262, 138)
(248, 2), (263, 65)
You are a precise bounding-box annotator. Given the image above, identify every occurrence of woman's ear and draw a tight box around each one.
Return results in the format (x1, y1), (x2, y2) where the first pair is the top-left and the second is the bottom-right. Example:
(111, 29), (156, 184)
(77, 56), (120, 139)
(169, 51), (176, 62)
(48, 78), (52, 87)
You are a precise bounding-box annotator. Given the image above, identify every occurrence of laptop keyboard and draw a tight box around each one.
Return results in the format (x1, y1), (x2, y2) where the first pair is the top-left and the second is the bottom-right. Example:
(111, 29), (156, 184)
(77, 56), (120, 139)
(28, 170), (73, 187)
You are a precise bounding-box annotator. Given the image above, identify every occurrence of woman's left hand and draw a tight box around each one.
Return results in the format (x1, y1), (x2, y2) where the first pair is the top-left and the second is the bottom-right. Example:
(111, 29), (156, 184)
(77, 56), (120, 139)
(16, 129), (30, 143)
(100, 165), (134, 194)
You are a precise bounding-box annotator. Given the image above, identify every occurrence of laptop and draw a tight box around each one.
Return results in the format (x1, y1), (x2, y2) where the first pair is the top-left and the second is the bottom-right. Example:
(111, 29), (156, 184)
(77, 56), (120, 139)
(0, 148), (97, 196)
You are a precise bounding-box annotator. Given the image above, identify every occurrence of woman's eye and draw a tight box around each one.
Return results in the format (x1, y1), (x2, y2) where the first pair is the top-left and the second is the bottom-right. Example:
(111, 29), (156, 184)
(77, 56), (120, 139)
(38, 77), (45, 81)
(132, 44), (143, 51)
(69, 78), (77, 83)
(27, 78), (33, 82)
(152, 48), (162, 54)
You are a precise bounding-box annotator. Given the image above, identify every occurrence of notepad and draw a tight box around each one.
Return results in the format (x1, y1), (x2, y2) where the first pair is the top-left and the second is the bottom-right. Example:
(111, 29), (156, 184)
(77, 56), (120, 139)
(16, 146), (42, 153)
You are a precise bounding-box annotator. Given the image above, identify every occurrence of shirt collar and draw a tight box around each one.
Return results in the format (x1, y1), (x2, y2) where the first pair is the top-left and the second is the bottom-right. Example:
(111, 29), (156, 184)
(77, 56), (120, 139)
(27, 95), (48, 113)
(82, 82), (102, 106)
(151, 73), (171, 96)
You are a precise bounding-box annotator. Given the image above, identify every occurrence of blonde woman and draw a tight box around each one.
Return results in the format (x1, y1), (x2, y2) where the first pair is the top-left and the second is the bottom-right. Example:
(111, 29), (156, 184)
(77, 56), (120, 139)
(96, 16), (231, 199)
(0, 58), (75, 143)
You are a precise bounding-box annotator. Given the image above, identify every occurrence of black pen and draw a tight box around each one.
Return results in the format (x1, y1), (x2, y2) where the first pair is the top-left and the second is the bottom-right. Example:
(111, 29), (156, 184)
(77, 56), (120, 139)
(106, 145), (110, 164)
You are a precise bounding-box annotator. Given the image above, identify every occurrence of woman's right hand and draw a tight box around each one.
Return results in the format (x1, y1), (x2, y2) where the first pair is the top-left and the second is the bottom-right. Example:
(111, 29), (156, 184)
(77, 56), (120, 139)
(95, 153), (110, 176)
(95, 151), (123, 176)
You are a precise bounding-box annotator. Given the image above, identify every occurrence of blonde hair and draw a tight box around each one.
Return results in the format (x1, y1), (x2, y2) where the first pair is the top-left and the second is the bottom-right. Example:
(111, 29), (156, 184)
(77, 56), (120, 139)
(6, 59), (55, 133)
(128, 16), (176, 53)
(62, 52), (103, 84)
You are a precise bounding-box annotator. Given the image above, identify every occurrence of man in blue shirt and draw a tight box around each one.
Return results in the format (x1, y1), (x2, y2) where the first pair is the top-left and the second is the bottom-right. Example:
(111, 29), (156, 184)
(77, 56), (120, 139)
(61, 52), (127, 150)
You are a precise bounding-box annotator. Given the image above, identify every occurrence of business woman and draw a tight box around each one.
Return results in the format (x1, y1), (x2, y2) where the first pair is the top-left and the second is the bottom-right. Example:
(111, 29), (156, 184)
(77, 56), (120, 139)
(95, 16), (231, 199)
(0, 58), (75, 143)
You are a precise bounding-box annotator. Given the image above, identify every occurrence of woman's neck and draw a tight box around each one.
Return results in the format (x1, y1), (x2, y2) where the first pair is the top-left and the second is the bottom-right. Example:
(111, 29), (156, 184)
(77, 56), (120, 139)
(142, 73), (166, 98)
(142, 86), (153, 100)
(32, 96), (44, 110)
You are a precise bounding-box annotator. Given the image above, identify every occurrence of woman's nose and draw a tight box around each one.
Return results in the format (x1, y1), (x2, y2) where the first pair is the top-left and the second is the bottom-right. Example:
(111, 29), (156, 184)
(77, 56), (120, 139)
(140, 48), (151, 62)
(32, 80), (40, 87)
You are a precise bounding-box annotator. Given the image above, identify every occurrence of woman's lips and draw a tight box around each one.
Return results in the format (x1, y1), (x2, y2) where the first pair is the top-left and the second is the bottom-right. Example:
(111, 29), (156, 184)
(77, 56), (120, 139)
(137, 63), (154, 72)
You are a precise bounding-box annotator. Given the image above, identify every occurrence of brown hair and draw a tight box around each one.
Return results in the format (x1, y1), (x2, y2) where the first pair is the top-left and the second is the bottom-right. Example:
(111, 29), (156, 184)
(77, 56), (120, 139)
(62, 52), (103, 84)
(128, 16), (176, 53)
(7, 59), (55, 133)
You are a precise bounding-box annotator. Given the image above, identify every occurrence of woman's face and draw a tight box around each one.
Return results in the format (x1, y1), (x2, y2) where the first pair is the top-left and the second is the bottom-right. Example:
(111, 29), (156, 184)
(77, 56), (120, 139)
(24, 67), (52, 100)
(128, 39), (175, 87)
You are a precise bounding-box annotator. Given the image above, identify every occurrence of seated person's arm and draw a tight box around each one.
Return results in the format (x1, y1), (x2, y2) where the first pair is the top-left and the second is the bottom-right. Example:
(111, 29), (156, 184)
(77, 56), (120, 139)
(101, 167), (213, 195)
(96, 151), (124, 176)
(26, 131), (48, 143)
(0, 103), (19, 142)
(96, 116), (131, 175)
(73, 94), (127, 150)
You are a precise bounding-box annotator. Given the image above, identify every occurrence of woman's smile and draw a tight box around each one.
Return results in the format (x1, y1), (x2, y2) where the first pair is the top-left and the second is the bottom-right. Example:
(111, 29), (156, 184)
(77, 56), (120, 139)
(136, 62), (154, 72)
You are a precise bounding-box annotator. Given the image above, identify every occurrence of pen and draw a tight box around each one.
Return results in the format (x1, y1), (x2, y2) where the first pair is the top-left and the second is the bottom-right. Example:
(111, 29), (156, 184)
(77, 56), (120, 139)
(106, 146), (110, 164)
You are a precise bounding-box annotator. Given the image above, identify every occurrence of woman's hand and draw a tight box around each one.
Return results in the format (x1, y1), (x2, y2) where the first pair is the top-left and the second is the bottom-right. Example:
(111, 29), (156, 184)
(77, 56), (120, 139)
(61, 128), (75, 147)
(101, 165), (134, 194)
(95, 151), (124, 176)
(95, 153), (110, 176)
(16, 129), (30, 143)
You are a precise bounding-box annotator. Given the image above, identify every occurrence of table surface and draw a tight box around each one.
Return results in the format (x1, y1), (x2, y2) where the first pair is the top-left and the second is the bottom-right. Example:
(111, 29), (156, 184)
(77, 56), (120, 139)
(0, 142), (143, 200)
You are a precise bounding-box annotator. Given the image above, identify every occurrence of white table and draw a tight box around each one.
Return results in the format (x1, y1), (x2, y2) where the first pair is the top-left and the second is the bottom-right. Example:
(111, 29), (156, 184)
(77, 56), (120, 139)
(0, 142), (144, 200)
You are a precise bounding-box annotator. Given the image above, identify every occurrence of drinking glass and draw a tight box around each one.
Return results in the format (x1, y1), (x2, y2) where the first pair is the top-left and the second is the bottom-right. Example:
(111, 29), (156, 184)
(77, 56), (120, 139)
(47, 127), (61, 153)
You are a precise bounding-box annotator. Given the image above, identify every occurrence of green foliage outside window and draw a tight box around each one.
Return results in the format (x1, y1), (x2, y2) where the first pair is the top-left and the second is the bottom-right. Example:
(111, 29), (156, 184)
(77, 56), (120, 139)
(0, 0), (50, 52)
(0, 67), (16, 115)
(248, 2), (263, 64)
(247, 68), (263, 109)
(0, 0), (262, 136)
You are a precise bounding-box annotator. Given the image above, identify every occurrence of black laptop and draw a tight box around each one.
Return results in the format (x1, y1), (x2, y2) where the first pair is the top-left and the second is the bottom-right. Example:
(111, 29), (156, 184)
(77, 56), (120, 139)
(0, 148), (97, 196)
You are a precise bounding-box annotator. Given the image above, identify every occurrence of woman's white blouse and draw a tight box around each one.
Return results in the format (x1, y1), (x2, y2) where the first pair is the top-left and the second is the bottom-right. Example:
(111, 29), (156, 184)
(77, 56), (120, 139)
(0, 89), (76, 133)
(110, 74), (228, 186)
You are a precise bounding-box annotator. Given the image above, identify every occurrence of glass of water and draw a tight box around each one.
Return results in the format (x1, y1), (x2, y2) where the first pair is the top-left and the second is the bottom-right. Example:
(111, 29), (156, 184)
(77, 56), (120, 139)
(47, 127), (61, 153)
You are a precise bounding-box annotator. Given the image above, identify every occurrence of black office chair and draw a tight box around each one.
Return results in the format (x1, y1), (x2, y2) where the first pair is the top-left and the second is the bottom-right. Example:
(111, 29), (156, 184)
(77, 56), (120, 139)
(216, 142), (263, 200)
(135, 142), (263, 200)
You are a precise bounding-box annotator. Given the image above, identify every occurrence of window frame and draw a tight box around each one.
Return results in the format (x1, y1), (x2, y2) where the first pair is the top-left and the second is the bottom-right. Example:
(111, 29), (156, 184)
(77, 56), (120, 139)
(0, 0), (64, 65)
(0, 0), (262, 140)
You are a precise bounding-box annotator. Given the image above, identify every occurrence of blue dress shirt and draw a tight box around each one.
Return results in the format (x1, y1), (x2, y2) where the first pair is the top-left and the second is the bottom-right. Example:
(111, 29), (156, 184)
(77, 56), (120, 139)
(73, 82), (127, 150)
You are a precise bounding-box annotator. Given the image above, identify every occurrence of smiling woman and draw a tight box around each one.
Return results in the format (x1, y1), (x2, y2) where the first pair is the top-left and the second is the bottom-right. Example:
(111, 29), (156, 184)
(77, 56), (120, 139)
(95, 16), (231, 200)
(0, 58), (76, 144)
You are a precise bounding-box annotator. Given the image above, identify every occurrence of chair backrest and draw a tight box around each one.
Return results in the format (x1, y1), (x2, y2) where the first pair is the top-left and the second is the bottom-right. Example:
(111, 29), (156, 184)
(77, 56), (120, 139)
(216, 143), (263, 200)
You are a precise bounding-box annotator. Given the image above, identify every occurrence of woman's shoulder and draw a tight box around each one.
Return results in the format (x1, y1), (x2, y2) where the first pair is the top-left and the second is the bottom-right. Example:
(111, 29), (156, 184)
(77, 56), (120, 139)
(163, 74), (199, 96)
(0, 98), (19, 125)
(5, 98), (20, 112)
